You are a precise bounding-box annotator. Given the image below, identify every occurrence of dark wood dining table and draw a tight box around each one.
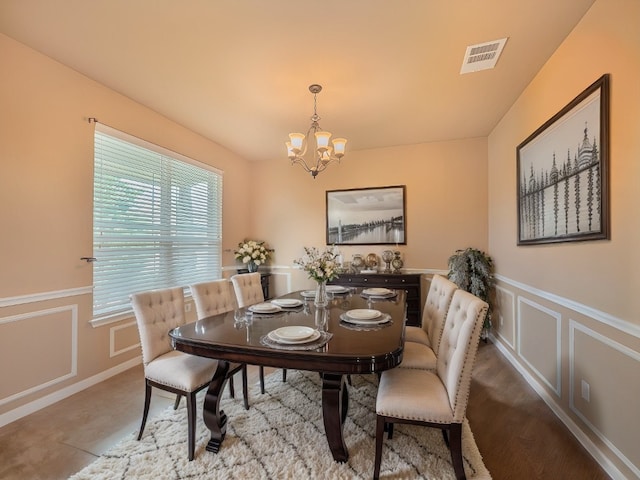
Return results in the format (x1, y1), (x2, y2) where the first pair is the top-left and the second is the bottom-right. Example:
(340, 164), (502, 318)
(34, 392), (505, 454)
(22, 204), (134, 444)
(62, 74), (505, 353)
(169, 287), (406, 462)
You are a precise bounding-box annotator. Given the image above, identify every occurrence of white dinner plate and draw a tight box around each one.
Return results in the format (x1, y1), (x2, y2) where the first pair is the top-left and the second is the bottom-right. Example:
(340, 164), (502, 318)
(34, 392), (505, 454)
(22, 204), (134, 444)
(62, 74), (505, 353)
(248, 303), (282, 314)
(271, 326), (315, 341)
(340, 313), (391, 325)
(362, 288), (394, 296)
(346, 309), (382, 320)
(268, 329), (321, 344)
(326, 285), (348, 293)
(271, 298), (303, 308)
(300, 290), (316, 298)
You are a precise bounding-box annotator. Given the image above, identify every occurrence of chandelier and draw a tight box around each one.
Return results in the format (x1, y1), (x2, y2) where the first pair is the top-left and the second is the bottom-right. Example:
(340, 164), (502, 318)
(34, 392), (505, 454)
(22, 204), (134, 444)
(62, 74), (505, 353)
(286, 84), (347, 179)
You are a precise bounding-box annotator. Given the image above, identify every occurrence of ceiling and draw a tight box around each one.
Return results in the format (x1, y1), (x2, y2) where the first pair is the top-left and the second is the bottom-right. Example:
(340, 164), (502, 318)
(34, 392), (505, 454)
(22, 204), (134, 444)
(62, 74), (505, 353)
(0, 0), (595, 163)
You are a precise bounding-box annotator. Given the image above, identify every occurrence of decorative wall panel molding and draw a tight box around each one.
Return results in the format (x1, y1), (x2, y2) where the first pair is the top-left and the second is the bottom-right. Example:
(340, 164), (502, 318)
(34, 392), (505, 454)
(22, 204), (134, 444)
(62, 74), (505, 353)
(569, 320), (640, 478)
(494, 284), (516, 349)
(517, 296), (562, 396)
(0, 305), (78, 407)
(496, 274), (640, 338)
(110, 321), (140, 357)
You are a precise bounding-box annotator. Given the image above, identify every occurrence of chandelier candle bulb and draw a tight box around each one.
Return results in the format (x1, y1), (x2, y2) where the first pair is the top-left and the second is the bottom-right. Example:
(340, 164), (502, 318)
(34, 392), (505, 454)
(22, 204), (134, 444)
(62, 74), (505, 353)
(286, 142), (295, 159)
(289, 133), (305, 152)
(332, 138), (347, 157)
(315, 131), (331, 151)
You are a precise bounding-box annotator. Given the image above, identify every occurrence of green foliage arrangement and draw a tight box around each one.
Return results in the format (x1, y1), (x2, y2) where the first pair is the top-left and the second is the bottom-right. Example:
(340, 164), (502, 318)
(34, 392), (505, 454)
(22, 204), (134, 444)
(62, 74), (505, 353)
(447, 247), (494, 332)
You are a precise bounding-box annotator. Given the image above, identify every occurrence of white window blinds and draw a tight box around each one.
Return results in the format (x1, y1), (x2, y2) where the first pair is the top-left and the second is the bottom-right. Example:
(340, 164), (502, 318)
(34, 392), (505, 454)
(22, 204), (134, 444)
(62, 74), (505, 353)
(93, 123), (223, 319)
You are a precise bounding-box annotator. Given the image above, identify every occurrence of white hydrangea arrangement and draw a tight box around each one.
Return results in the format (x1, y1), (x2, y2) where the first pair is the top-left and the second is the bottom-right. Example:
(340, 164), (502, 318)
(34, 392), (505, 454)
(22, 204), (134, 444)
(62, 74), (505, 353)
(234, 240), (273, 267)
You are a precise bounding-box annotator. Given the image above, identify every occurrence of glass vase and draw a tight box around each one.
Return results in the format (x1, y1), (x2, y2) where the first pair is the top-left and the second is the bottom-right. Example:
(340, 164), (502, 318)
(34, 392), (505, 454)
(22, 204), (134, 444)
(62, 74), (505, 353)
(314, 280), (329, 308)
(247, 261), (258, 273)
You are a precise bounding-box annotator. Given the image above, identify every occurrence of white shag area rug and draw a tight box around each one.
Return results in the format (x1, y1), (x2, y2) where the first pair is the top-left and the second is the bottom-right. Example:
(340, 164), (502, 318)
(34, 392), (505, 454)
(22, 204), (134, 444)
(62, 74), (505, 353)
(69, 370), (491, 480)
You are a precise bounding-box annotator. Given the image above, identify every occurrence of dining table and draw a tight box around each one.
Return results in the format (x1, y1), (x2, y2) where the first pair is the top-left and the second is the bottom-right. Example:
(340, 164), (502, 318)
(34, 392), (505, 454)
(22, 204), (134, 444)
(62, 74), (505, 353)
(169, 286), (406, 462)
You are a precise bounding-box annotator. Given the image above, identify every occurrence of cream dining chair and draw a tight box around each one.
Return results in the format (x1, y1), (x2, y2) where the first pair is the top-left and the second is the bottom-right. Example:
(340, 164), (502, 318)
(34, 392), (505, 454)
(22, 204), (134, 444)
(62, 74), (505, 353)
(189, 279), (248, 400)
(230, 272), (286, 393)
(374, 289), (488, 480)
(399, 274), (458, 370)
(131, 286), (248, 461)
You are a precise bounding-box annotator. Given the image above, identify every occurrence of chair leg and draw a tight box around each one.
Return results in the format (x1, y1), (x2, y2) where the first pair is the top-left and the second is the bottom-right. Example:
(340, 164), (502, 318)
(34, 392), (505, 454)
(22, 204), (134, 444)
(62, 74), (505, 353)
(442, 428), (450, 447)
(228, 374), (236, 398)
(242, 364), (249, 410)
(186, 391), (197, 461)
(259, 366), (265, 394)
(173, 394), (181, 410)
(449, 423), (466, 480)
(387, 422), (394, 439)
(137, 381), (152, 440)
(373, 415), (386, 480)
(282, 368), (287, 382)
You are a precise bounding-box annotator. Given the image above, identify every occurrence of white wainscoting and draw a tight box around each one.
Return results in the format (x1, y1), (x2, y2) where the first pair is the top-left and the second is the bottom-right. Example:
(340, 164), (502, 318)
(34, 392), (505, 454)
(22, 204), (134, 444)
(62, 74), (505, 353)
(493, 274), (639, 480)
(569, 320), (640, 478)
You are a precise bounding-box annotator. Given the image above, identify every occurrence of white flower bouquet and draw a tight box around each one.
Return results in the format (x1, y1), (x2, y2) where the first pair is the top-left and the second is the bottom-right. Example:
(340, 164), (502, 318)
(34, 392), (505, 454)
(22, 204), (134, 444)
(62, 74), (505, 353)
(294, 246), (340, 283)
(234, 240), (273, 269)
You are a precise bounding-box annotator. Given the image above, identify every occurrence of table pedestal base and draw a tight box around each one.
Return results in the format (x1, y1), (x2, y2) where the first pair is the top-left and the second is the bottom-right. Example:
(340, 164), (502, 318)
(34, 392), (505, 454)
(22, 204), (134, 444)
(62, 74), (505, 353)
(202, 366), (351, 461)
(321, 373), (349, 462)
(203, 361), (230, 453)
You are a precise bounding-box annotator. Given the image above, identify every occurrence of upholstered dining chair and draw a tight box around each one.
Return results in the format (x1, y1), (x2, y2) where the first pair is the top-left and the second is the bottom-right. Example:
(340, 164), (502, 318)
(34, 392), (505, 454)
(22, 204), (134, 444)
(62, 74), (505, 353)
(374, 289), (488, 480)
(230, 272), (286, 393)
(399, 274), (458, 371)
(189, 279), (248, 400)
(131, 286), (248, 461)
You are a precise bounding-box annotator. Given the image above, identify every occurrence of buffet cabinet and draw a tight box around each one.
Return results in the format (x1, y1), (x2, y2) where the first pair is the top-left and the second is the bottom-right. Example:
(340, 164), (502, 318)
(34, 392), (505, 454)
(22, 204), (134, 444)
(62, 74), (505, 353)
(329, 273), (422, 326)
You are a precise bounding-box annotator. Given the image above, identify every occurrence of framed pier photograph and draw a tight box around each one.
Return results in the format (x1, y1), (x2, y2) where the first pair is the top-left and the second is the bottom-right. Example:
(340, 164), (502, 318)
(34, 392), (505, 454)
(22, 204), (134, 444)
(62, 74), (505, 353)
(326, 185), (406, 245)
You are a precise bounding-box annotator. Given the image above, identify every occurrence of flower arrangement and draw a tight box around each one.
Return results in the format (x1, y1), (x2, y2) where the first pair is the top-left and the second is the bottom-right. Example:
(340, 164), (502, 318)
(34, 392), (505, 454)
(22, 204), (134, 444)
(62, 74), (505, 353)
(294, 246), (340, 283)
(234, 239), (273, 271)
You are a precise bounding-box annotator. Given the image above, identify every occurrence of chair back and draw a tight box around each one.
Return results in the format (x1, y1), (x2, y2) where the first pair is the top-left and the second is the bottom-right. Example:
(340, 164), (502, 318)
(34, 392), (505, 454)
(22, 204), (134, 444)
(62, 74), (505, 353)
(190, 279), (237, 319)
(422, 274), (458, 351)
(230, 272), (264, 308)
(131, 287), (185, 367)
(436, 289), (488, 422)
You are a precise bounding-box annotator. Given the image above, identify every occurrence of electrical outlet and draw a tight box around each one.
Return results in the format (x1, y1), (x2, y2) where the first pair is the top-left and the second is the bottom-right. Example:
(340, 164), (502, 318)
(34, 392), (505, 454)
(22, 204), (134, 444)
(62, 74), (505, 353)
(581, 379), (590, 402)
(185, 303), (192, 312)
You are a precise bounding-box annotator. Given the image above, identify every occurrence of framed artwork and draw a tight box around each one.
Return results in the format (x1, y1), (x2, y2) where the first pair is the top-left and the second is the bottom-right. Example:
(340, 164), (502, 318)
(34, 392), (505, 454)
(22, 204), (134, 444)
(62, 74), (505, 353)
(517, 74), (610, 245)
(326, 185), (406, 245)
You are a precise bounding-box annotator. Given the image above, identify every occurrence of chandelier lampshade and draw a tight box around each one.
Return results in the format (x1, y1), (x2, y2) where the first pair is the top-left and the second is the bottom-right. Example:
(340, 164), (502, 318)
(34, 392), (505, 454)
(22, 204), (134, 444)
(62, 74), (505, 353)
(286, 84), (347, 178)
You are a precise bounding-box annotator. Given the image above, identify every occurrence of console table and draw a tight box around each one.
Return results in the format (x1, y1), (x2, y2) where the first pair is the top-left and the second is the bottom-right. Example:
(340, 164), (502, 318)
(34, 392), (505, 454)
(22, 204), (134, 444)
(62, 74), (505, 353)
(329, 272), (422, 326)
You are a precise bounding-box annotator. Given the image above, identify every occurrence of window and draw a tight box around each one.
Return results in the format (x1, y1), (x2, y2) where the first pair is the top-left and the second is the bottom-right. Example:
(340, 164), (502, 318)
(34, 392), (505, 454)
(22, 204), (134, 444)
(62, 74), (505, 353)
(93, 123), (223, 320)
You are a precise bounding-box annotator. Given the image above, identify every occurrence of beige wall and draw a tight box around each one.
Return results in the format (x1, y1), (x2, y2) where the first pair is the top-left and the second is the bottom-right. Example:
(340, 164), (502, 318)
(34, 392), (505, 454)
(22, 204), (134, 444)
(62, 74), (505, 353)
(488, 0), (640, 478)
(250, 138), (488, 294)
(0, 33), (253, 422)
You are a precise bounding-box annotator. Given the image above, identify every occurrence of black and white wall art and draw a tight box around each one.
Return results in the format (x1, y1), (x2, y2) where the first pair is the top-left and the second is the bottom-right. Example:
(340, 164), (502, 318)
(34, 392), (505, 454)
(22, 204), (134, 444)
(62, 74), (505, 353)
(326, 185), (406, 245)
(517, 74), (610, 245)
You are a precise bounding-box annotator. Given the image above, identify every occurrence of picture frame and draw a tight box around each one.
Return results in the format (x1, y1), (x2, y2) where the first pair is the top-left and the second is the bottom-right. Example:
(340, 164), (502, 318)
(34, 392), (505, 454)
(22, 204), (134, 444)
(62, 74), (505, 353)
(326, 185), (406, 245)
(516, 74), (610, 245)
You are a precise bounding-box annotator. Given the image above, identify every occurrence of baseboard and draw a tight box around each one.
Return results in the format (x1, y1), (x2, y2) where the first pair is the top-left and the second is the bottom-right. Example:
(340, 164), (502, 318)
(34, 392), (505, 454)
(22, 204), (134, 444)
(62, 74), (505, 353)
(490, 334), (624, 480)
(0, 356), (142, 429)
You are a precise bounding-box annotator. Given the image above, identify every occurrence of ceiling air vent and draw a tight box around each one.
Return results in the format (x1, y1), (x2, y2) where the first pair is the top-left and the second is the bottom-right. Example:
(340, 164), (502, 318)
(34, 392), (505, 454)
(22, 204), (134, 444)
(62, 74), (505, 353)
(460, 37), (508, 74)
